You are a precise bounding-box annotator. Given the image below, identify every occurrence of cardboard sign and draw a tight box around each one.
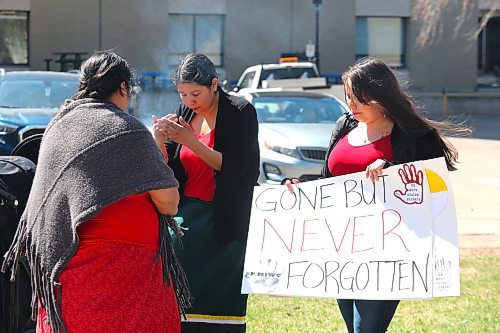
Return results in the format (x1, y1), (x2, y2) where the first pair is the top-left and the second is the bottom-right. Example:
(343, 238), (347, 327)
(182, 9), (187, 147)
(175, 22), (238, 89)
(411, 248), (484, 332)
(242, 158), (460, 299)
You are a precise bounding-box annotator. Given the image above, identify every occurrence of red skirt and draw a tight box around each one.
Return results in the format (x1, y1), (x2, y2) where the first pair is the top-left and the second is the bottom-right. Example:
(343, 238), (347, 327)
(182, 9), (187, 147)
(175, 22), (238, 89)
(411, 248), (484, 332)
(36, 193), (180, 333)
(36, 242), (180, 333)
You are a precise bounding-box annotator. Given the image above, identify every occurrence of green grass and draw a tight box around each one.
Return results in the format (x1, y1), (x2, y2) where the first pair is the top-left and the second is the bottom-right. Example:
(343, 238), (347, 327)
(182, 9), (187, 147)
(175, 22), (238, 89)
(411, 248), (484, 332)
(246, 248), (499, 333)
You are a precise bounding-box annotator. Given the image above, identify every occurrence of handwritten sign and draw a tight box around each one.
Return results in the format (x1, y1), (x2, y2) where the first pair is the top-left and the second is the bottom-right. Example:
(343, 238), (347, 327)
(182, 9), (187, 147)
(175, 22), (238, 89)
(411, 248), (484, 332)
(242, 157), (460, 299)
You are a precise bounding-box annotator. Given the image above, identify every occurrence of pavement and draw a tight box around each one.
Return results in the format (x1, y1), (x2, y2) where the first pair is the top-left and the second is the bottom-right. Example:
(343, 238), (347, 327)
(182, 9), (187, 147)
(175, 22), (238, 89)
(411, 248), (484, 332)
(438, 113), (500, 249)
(448, 136), (500, 249)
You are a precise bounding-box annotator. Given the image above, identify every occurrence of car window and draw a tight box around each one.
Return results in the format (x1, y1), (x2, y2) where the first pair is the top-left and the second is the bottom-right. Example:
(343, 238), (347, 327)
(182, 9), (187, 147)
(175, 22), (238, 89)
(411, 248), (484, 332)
(253, 96), (346, 124)
(260, 67), (317, 85)
(0, 78), (78, 108)
(238, 71), (256, 89)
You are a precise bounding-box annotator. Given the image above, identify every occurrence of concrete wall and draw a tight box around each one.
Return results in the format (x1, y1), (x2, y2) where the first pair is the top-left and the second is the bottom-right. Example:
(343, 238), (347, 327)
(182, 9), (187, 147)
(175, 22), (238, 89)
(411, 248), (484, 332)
(355, 0), (478, 90)
(168, 0), (226, 14)
(30, 0), (100, 71)
(407, 0), (478, 89)
(356, 0), (411, 17)
(224, 0), (354, 79)
(105, 0), (170, 71)
(30, 0), (171, 72)
(320, 0), (355, 75)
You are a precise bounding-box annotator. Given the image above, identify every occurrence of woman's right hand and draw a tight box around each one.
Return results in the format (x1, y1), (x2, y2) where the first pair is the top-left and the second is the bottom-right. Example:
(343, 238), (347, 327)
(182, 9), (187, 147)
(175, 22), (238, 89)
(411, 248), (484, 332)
(152, 115), (167, 144)
(282, 178), (301, 192)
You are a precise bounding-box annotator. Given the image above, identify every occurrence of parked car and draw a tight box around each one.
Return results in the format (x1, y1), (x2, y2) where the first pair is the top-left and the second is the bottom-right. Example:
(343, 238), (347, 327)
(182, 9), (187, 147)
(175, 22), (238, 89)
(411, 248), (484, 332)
(0, 71), (79, 155)
(235, 90), (349, 184)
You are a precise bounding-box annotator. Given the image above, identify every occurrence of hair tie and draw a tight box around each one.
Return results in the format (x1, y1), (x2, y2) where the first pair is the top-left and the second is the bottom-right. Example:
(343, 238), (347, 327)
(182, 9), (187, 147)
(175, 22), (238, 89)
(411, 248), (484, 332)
(88, 90), (99, 98)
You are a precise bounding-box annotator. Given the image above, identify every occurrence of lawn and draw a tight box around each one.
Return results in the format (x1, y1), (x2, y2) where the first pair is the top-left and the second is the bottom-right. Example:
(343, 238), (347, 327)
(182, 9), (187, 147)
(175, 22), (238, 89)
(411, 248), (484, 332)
(246, 248), (499, 333)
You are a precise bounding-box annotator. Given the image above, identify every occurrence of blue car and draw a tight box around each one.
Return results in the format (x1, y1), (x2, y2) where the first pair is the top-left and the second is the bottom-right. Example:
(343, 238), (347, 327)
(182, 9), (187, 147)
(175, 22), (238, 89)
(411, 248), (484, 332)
(0, 71), (79, 155)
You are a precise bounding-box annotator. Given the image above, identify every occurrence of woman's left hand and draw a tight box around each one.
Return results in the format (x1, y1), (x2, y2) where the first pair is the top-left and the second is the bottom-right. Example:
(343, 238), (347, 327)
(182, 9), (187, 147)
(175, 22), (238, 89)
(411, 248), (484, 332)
(163, 116), (197, 147)
(365, 159), (386, 182)
(152, 115), (169, 144)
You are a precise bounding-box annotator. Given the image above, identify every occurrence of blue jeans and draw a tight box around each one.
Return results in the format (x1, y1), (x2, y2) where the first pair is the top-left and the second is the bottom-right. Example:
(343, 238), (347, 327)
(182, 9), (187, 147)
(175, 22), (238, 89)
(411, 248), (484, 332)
(337, 299), (400, 333)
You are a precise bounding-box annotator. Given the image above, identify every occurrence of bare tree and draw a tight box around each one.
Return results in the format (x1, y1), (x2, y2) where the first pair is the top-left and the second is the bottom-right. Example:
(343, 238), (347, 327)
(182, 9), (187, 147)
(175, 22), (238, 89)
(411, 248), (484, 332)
(412, 0), (500, 48)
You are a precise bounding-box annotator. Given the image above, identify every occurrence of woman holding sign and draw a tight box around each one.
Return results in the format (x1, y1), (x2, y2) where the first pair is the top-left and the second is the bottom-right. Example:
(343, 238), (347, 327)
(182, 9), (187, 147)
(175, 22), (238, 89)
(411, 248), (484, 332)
(285, 57), (464, 332)
(152, 53), (260, 333)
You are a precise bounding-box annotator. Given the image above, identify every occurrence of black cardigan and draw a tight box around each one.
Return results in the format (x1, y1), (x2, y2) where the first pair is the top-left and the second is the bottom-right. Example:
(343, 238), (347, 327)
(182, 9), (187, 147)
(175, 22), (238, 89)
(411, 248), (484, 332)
(166, 88), (260, 243)
(321, 113), (446, 178)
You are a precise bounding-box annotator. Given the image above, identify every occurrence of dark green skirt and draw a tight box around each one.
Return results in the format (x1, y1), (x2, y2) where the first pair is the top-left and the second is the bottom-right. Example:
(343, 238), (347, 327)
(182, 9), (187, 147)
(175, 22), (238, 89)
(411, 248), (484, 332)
(173, 197), (248, 332)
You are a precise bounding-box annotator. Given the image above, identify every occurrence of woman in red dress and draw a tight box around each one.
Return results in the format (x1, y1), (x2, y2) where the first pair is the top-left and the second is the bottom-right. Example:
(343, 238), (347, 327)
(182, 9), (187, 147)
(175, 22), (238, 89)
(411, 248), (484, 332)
(3, 51), (190, 333)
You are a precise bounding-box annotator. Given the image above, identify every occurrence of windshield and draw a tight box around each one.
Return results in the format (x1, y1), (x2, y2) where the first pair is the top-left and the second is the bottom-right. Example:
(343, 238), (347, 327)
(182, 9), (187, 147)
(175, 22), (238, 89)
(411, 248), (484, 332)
(253, 96), (346, 124)
(259, 67), (318, 86)
(0, 78), (78, 108)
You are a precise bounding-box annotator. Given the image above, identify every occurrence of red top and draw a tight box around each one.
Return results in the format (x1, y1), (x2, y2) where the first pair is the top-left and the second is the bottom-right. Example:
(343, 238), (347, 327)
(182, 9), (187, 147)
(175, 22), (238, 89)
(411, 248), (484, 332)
(328, 133), (393, 177)
(77, 193), (160, 253)
(36, 193), (180, 333)
(180, 128), (216, 202)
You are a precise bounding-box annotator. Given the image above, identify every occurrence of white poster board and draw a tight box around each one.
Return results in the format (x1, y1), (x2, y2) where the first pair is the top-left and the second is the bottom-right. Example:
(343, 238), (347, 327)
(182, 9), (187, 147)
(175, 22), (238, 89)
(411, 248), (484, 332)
(242, 157), (460, 299)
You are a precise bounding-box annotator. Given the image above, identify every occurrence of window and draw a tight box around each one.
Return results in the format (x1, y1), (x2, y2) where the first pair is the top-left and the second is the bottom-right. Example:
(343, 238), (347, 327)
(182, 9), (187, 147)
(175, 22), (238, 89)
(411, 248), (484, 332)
(238, 71), (255, 89)
(168, 14), (224, 66)
(0, 11), (28, 65)
(260, 67), (317, 86)
(356, 17), (406, 67)
(478, 17), (500, 76)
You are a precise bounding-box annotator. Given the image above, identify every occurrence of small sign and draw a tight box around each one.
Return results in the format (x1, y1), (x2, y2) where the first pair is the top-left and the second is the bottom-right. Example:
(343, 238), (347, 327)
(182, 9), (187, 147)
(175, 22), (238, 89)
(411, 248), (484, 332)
(306, 43), (315, 58)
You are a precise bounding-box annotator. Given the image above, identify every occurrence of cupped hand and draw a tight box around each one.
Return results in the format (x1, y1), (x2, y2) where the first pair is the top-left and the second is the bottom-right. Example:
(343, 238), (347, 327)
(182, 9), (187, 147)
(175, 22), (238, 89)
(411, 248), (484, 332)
(152, 114), (169, 144)
(164, 116), (196, 147)
(365, 158), (386, 182)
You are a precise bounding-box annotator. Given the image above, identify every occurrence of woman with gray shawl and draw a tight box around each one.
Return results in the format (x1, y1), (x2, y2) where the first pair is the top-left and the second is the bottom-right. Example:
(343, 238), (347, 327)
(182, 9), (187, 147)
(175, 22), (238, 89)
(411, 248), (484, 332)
(2, 51), (191, 333)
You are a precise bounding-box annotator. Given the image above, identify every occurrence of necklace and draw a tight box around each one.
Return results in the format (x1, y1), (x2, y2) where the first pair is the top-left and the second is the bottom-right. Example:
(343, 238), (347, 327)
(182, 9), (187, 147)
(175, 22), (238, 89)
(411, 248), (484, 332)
(363, 129), (391, 144)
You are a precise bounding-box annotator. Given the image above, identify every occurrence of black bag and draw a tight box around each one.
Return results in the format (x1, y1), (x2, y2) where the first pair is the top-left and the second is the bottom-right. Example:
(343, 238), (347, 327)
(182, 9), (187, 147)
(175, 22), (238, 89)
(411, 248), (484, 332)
(0, 156), (36, 333)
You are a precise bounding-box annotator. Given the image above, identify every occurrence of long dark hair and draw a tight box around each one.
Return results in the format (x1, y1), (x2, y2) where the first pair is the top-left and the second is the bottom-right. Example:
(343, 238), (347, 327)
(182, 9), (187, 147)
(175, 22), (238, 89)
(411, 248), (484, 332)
(342, 57), (468, 171)
(172, 53), (217, 87)
(73, 50), (135, 100)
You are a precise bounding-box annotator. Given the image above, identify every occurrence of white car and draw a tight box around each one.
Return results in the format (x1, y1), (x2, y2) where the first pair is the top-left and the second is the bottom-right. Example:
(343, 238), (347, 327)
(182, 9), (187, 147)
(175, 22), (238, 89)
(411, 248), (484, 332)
(231, 60), (323, 94)
(236, 90), (348, 184)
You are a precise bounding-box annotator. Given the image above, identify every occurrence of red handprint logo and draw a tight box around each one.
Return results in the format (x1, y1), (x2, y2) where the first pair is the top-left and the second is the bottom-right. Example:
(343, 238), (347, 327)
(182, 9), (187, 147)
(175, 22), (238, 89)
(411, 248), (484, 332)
(393, 164), (424, 205)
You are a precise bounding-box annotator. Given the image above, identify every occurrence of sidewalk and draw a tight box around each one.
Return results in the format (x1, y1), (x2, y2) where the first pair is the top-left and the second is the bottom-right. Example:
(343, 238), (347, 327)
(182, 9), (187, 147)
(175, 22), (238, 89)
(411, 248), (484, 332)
(442, 105), (500, 250)
(448, 136), (500, 249)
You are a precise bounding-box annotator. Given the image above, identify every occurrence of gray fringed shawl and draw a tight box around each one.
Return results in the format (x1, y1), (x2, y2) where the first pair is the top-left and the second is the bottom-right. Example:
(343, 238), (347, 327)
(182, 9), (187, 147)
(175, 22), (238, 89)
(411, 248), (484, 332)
(2, 98), (191, 332)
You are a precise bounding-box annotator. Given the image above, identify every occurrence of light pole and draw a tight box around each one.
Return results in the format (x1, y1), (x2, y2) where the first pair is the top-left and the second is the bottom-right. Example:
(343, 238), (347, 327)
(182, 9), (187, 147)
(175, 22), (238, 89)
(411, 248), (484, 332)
(98, 0), (102, 50)
(312, 0), (321, 72)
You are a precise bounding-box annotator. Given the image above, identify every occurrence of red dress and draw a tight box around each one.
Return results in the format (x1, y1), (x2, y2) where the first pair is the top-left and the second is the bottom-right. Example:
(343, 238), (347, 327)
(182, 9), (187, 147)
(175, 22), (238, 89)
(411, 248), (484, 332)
(36, 193), (180, 333)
